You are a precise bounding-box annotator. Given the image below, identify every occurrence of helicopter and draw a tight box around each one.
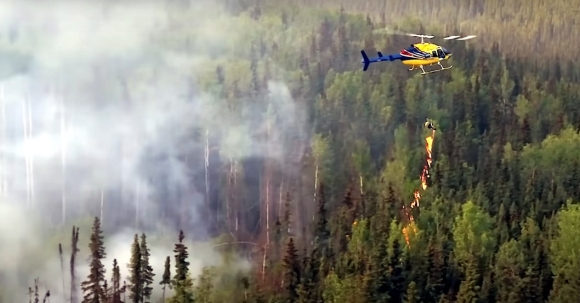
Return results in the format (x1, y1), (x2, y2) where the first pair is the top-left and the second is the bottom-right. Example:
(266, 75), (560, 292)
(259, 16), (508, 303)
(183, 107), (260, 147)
(360, 33), (476, 75)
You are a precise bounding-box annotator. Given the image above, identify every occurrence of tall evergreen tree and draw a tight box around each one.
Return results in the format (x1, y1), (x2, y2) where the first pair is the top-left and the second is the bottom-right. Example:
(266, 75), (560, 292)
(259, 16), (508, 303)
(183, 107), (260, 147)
(368, 211), (391, 302)
(81, 217), (107, 303)
(111, 259), (121, 303)
(305, 183), (332, 302)
(387, 237), (405, 303)
(404, 281), (420, 303)
(160, 256), (172, 303)
(140, 233), (155, 303)
(174, 230), (189, 281)
(283, 238), (300, 303)
(171, 230), (194, 303)
(426, 236), (446, 301)
(128, 234), (142, 303)
(456, 256), (480, 303)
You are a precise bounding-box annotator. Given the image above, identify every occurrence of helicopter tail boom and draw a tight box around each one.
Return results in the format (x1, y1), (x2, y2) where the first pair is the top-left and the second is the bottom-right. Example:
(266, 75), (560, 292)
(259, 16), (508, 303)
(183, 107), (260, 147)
(361, 50), (403, 71)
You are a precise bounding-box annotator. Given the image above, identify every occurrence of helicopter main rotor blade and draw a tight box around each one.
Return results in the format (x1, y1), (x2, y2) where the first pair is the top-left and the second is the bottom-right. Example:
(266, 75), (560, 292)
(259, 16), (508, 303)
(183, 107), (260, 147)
(406, 33), (435, 38)
(371, 28), (477, 41)
(444, 35), (477, 40)
(456, 35), (477, 40)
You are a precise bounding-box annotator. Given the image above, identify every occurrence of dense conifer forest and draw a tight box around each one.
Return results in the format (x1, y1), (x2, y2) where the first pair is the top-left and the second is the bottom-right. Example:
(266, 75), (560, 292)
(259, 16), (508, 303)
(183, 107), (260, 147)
(2, 0), (580, 302)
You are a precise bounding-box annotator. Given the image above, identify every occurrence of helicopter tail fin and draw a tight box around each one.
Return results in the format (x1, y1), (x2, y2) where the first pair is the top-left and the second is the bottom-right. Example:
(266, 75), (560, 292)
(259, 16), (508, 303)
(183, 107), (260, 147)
(361, 50), (370, 71)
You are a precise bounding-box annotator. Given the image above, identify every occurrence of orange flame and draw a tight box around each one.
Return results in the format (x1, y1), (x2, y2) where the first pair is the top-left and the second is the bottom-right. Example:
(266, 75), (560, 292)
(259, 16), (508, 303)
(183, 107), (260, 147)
(403, 129), (435, 245)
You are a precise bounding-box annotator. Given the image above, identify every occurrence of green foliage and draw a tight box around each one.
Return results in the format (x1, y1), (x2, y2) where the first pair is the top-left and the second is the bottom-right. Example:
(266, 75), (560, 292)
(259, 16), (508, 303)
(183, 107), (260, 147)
(549, 203), (580, 302)
(171, 230), (194, 303)
(494, 240), (525, 302)
(168, 273), (195, 303)
(322, 271), (365, 303)
(140, 234), (155, 302)
(404, 281), (420, 303)
(194, 267), (216, 303)
(128, 234), (143, 303)
(160, 256), (172, 301)
(10, 2), (580, 303)
(80, 217), (107, 303)
(110, 259), (122, 303)
(452, 201), (495, 269)
(283, 238), (300, 302)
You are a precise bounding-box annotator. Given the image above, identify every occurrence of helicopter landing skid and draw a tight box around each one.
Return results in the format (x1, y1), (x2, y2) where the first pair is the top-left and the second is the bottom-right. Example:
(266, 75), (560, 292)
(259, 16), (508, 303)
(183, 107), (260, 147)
(421, 66), (453, 75)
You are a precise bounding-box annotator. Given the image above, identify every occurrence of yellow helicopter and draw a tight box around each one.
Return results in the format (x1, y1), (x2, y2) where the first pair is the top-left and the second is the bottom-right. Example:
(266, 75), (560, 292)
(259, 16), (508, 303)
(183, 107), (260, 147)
(361, 33), (476, 75)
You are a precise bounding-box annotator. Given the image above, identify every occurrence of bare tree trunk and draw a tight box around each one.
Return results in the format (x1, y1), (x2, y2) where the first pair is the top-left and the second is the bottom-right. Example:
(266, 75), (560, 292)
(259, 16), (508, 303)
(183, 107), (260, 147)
(262, 110), (277, 281)
(58, 244), (65, 302)
(261, 176), (272, 282)
(204, 128), (210, 208)
(228, 157), (233, 231)
(234, 160), (239, 233)
(70, 226), (79, 303)
(313, 165), (318, 221)
(278, 180), (283, 218)
(228, 157), (240, 236)
(42, 289), (50, 303)
(266, 178), (270, 246)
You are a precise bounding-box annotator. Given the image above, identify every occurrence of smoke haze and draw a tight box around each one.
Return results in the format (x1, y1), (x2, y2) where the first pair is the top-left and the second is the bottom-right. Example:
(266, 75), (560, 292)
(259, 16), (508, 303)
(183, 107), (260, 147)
(0, 0), (306, 302)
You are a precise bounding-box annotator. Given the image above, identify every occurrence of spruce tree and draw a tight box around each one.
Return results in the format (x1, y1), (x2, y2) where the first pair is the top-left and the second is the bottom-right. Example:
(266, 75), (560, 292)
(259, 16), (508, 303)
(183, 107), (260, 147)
(111, 259), (121, 303)
(307, 182), (331, 301)
(140, 233), (155, 303)
(283, 238), (300, 303)
(387, 237), (405, 303)
(367, 188), (393, 302)
(426, 237), (446, 301)
(160, 256), (172, 303)
(172, 230), (194, 303)
(128, 234), (142, 303)
(81, 217), (107, 303)
(404, 281), (420, 303)
(103, 281), (108, 303)
(174, 230), (189, 281)
(456, 256), (480, 303)
(195, 267), (214, 303)
(246, 277), (266, 303)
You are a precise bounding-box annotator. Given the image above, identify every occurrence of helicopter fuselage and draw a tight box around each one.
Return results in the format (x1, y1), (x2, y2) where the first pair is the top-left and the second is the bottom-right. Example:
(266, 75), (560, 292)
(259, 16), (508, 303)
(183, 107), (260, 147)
(399, 42), (452, 66)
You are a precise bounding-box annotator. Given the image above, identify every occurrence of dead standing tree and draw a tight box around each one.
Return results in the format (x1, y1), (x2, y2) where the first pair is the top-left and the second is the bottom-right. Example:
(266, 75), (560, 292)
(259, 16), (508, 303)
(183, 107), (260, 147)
(70, 226), (80, 303)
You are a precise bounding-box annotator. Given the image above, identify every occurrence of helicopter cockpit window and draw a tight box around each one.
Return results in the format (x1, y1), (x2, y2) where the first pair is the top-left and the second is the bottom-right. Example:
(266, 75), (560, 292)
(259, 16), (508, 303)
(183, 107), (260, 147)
(436, 48), (445, 58)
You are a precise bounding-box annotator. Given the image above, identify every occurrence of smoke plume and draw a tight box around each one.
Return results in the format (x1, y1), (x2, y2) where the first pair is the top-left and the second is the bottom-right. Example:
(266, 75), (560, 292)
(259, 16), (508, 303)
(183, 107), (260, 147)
(0, 0), (306, 302)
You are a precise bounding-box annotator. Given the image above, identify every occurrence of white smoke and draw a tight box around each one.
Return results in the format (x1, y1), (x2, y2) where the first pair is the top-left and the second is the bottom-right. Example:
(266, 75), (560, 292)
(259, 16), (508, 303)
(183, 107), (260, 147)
(0, 0), (305, 302)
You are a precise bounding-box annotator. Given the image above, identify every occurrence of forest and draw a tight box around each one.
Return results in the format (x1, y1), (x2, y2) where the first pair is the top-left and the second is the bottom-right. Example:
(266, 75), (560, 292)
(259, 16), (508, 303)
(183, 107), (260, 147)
(2, 0), (580, 302)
